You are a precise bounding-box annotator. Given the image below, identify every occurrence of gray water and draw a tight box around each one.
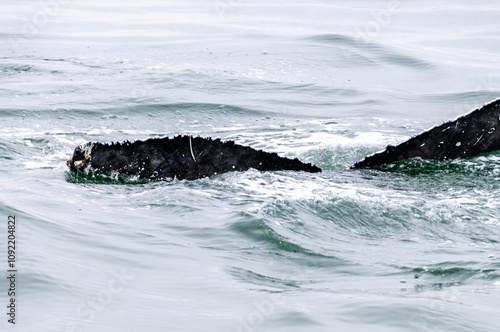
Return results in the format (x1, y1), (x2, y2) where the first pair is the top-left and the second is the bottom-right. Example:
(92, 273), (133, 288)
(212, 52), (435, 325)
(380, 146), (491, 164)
(1, 1), (500, 331)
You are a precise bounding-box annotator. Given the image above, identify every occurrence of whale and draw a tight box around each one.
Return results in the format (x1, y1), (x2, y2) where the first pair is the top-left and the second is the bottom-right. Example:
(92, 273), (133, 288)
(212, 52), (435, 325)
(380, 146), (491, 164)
(353, 98), (500, 168)
(67, 99), (500, 181)
(66, 135), (321, 181)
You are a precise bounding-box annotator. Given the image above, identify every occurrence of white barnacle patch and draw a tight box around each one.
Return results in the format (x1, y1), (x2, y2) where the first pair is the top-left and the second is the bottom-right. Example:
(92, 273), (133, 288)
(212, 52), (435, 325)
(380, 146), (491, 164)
(456, 142), (462, 147)
(70, 142), (95, 173)
(80, 142), (94, 160)
(73, 160), (86, 169)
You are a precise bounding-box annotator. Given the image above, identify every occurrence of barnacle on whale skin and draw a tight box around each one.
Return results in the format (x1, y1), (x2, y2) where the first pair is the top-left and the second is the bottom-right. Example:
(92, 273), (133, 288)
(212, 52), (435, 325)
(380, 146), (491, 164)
(66, 142), (94, 173)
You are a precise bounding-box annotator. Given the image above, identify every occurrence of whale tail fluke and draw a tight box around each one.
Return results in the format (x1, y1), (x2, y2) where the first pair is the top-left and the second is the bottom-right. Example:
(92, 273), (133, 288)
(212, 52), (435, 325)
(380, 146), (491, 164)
(353, 98), (500, 168)
(67, 135), (321, 181)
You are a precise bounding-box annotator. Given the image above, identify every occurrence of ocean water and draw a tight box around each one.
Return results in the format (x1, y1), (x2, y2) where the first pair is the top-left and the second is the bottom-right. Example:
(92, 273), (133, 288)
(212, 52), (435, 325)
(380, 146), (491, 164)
(1, 0), (500, 331)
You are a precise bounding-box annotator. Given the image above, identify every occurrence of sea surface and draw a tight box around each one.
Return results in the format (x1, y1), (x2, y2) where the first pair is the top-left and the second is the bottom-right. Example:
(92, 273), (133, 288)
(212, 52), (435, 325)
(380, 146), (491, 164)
(1, 1), (500, 331)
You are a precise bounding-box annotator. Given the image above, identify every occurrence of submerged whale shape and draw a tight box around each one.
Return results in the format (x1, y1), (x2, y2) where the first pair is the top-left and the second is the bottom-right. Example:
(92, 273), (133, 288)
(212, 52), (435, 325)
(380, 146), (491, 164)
(353, 98), (500, 168)
(66, 135), (321, 181)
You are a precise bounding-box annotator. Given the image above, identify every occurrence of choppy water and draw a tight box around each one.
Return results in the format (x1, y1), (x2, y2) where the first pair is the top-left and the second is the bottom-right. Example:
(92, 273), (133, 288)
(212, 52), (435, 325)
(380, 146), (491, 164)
(1, 1), (500, 331)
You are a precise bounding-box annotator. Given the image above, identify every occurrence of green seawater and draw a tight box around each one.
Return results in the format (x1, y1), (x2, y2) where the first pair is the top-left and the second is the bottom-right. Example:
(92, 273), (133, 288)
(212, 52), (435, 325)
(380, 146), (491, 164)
(1, 1), (500, 331)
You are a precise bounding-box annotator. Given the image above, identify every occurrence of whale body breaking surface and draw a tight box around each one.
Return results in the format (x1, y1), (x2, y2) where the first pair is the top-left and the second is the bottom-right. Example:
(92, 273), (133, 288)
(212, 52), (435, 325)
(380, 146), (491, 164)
(353, 98), (500, 168)
(66, 135), (321, 181)
(67, 99), (500, 181)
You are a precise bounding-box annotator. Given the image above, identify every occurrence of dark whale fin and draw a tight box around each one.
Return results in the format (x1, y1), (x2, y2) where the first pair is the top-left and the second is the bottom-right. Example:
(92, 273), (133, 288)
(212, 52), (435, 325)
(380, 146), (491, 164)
(353, 98), (500, 168)
(67, 135), (321, 181)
